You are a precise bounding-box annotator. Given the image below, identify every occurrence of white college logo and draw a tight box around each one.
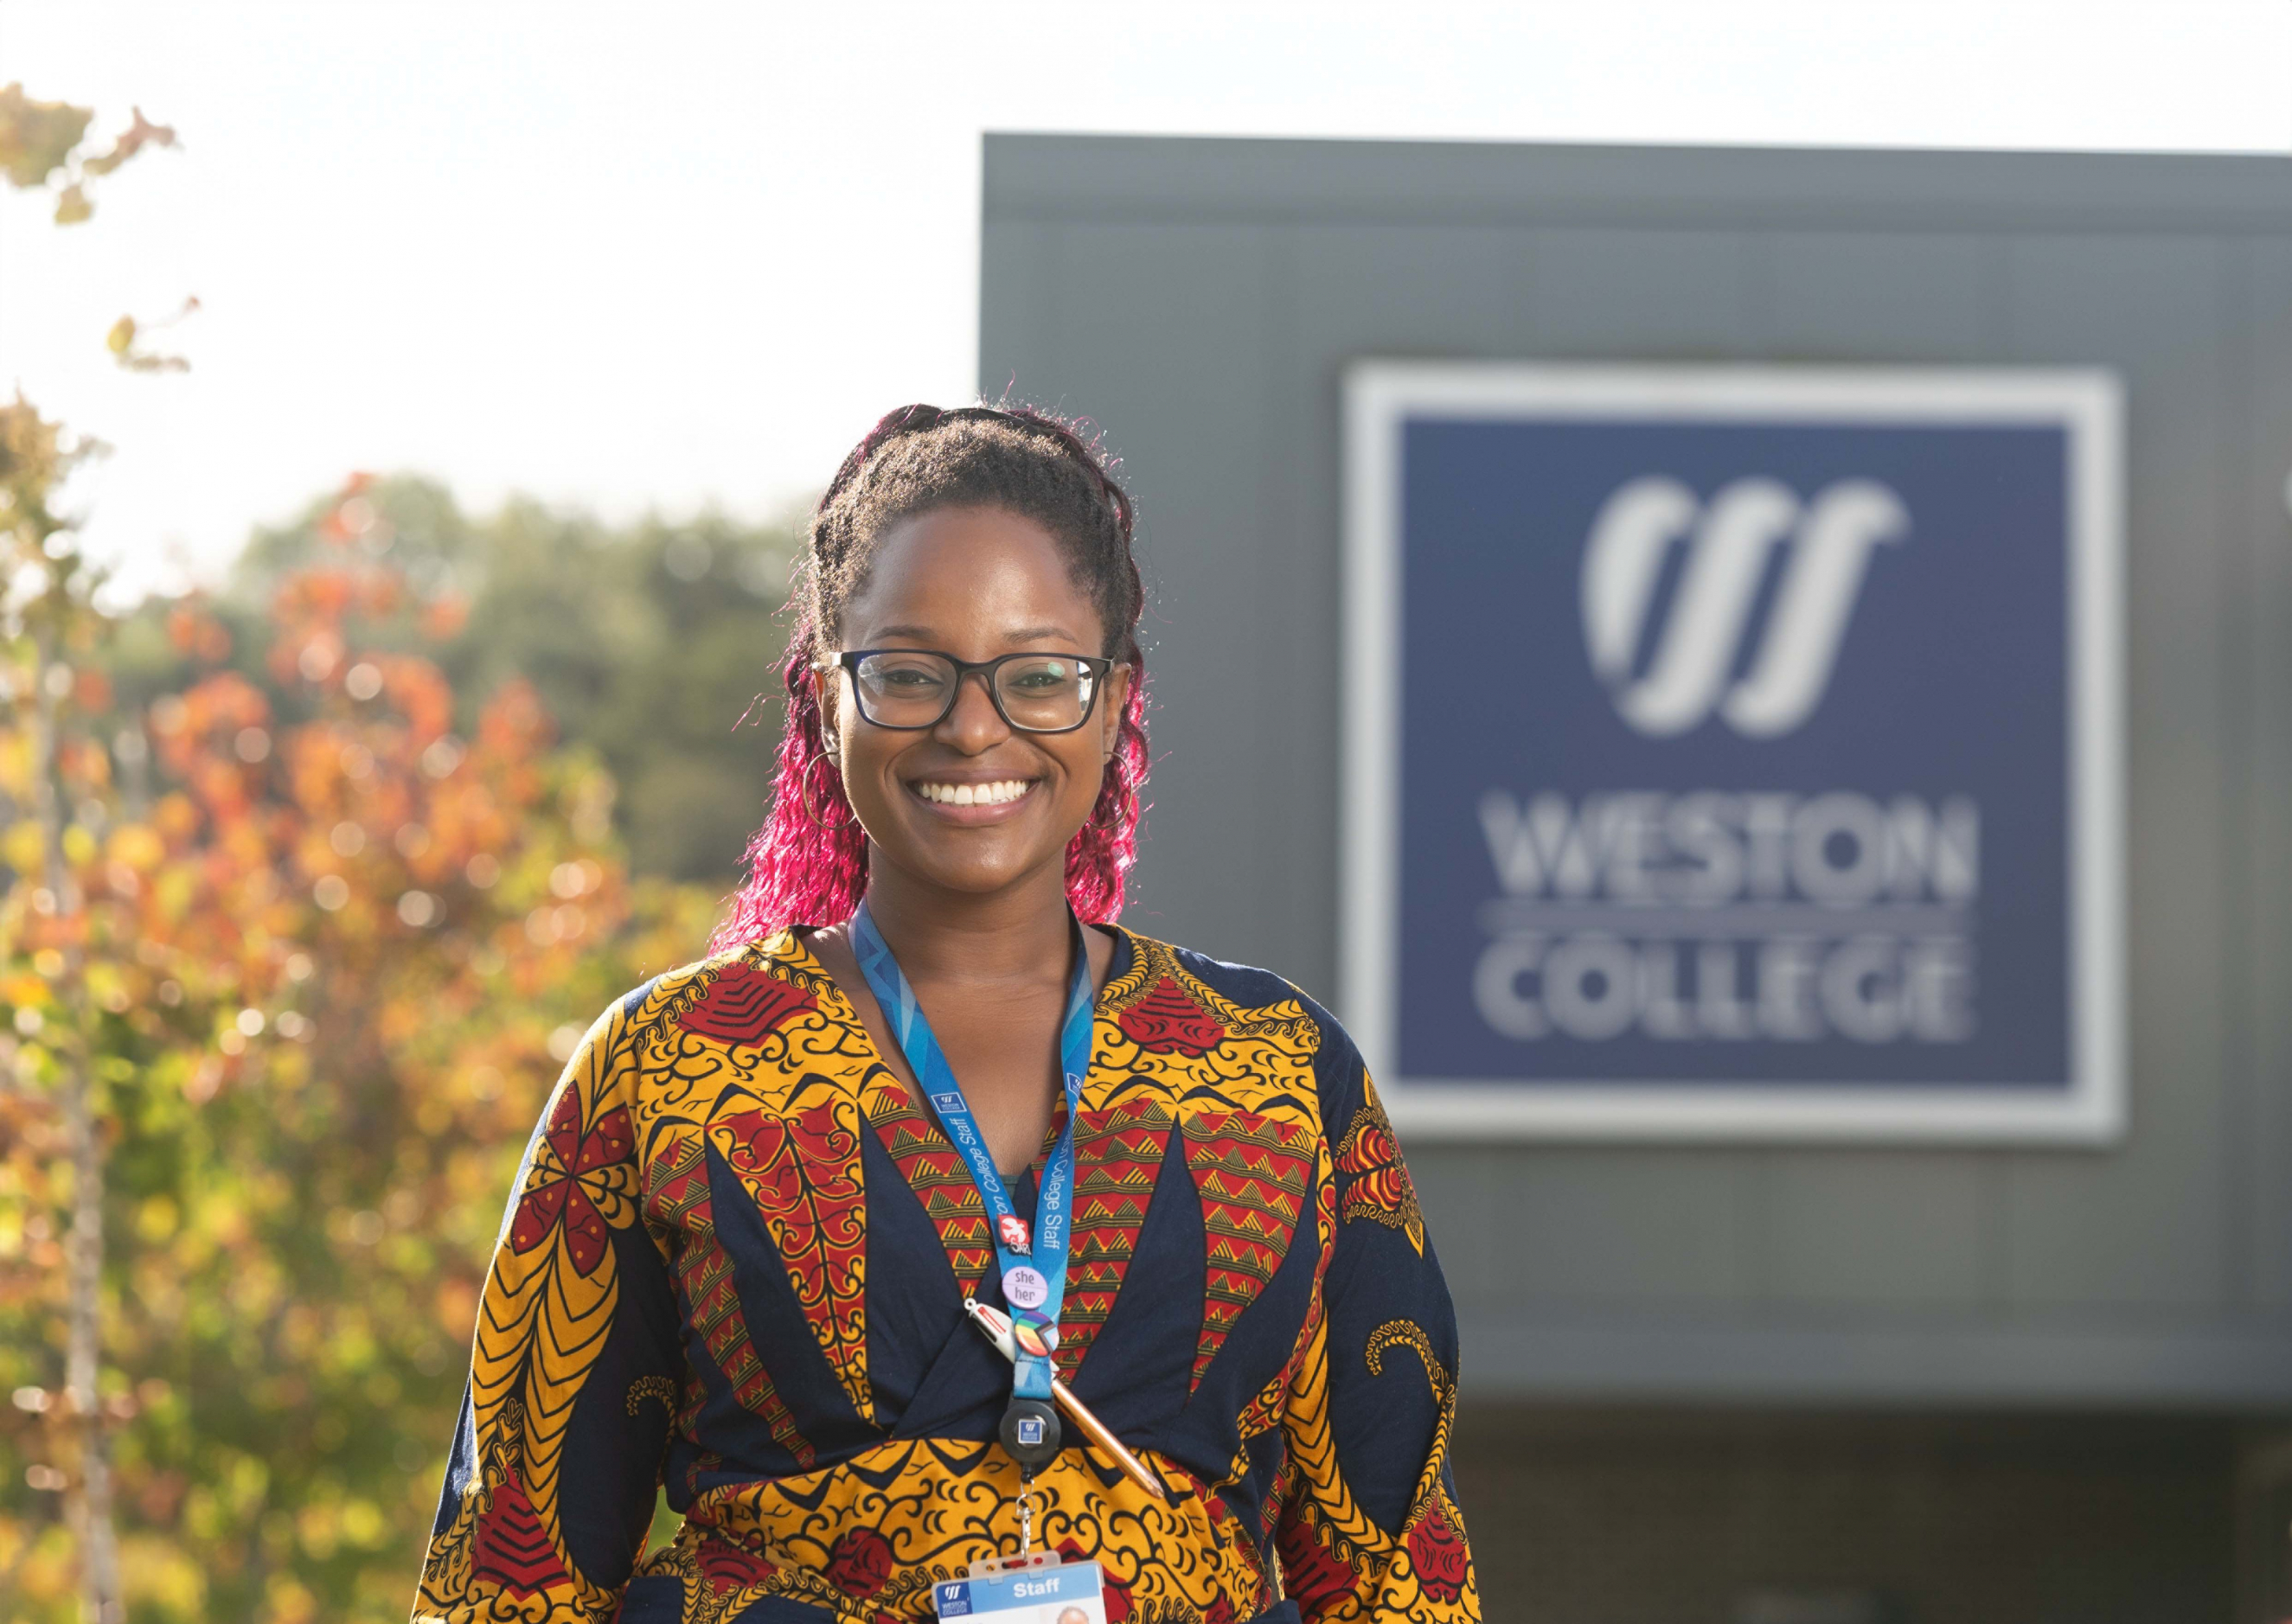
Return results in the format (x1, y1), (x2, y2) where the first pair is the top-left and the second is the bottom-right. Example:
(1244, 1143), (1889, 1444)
(1580, 476), (1909, 738)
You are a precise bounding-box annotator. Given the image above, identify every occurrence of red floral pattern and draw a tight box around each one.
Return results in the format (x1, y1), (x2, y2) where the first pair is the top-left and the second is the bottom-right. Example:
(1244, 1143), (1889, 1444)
(471, 1470), (571, 1596)
(1275, 1517), (1360, 1616)
(711, 1094), (869, 1413)
(507, 1084), (633, 1276)
(676, 960), (818, 1046)
(825, 1526), (893, 1598)
(1407, 1499), (1469, 1606)
(1334, 1089), (1425, 1256)
(694, 1531), (773, 1595)
(1116, 976), (1226, 1057)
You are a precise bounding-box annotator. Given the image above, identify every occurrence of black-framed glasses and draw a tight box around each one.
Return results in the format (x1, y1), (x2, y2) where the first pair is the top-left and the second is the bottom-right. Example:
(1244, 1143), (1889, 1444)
(829, 649), (1117, 734)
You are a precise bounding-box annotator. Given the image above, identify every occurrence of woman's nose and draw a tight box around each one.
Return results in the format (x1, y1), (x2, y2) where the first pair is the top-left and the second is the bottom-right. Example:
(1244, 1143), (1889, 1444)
(936, 669), (1009, 751)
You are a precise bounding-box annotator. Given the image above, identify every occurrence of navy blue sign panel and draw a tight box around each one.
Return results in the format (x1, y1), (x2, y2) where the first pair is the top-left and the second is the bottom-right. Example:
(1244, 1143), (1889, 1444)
(1341, 365), (2125, 1141)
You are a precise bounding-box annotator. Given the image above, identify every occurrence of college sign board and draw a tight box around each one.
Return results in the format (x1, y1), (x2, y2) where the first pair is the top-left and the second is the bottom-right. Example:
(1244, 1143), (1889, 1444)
(1341, 364), (2125, 1141)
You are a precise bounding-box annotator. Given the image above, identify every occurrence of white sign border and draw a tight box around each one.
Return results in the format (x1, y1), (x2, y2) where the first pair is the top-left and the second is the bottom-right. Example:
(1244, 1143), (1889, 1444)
(1340, 361), (2127, 1144)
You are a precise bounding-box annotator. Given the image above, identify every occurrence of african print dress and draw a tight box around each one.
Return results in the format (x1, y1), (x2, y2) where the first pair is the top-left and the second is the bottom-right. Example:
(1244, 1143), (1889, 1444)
(412, 928), (1476, 1624)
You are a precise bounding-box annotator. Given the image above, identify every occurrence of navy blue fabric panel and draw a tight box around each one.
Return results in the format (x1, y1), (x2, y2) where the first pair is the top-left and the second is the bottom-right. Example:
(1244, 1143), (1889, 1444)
(614, 1574), (682, 1622)
(1295, 989), (1359, 1146)
(730, 1595), (835, 1623)
(1173, 1154), (1322, 1526)
(1164, 945), (1309, 1023)
(621, 974), (664, 1020)
(618, 1576), (834, 1624)
(1311, 1016), (1458, 1537)
(861, 1122), (971, 1435)
(559, 1223), (686, 1588)
(890, 1170), (1036, 1441)
(1232, 1423), (1290, 1566)
(706, 1139), (884, 1462)
(663, 1257), (789, 1495)
(1323, 1224), (1454, 1535)
(664, 1217), (816, 1489)
(1066, 1129), (1209, 1468)
(885, 1303), (1009, 1442)
(430, 1384), (477, 1538)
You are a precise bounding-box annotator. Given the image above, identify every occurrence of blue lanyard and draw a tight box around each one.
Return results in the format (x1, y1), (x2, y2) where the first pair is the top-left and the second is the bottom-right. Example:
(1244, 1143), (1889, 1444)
(850, 899), (1092, 1403)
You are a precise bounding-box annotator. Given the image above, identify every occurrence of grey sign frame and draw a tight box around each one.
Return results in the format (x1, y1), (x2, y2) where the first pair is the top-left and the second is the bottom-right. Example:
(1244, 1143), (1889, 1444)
(1341, 360), (2127, 1141)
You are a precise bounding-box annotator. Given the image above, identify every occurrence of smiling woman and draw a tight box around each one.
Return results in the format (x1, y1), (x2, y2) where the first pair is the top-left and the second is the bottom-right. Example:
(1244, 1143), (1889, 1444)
(720, 405), (1152, 944)
(411, 406), (1476, 1624)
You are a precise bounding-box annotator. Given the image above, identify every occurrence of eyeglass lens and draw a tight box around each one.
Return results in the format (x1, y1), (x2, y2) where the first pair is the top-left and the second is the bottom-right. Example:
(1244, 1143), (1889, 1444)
(853, 653), (1096, 732)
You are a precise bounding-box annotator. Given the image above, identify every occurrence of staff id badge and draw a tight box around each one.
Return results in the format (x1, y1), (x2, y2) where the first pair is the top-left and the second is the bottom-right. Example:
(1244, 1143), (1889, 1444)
(934, 1552), (1108, 1623)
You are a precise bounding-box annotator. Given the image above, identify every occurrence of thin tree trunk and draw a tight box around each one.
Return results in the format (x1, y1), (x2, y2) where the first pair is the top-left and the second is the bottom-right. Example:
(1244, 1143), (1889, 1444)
(34, 630), (121, 1624)
(61, 1065), (119, 1624)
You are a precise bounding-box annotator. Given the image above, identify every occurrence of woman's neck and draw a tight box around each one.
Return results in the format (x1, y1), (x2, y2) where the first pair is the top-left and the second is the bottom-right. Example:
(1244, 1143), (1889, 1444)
(859, 852), (1073, 989)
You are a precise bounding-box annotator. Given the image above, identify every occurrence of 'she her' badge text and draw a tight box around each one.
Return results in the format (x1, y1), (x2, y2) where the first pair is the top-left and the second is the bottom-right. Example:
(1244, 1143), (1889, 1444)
(1003, 1265), (1049, 1310)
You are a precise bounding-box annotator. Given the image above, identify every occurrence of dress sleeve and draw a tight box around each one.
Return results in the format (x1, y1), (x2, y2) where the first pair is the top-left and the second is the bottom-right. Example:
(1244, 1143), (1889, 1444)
(413, 1001), (685, 1623)
(1273, 1019), (1479, 1622)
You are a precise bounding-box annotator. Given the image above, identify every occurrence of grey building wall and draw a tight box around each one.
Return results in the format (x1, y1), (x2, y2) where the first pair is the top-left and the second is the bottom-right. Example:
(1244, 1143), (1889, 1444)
(978, 135), (2292, 1408)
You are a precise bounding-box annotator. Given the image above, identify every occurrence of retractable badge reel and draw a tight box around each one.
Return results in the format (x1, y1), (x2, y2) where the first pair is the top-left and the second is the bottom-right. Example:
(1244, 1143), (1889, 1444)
(848, 904), (1117, 1624)
(940, 1394), (1105, 1624)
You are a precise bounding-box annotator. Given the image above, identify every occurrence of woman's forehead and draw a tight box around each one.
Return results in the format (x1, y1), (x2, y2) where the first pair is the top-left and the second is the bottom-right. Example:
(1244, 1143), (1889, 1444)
(846, 505), (1101, 644)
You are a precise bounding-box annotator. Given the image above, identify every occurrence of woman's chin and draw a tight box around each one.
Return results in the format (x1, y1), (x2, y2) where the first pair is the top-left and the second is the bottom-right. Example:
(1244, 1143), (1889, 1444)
(874, 834), (1065, 901)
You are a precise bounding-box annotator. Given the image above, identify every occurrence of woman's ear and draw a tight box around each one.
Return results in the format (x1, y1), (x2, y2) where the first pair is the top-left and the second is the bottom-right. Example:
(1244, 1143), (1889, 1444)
(812, 666), (842, 756)
(1100, 663), (1132, 758)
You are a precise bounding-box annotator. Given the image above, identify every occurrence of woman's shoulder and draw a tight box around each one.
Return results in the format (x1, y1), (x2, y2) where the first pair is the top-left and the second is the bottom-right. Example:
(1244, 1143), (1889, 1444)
(1108, 924), (1363, 1070)
(586, 930), (830, 1058)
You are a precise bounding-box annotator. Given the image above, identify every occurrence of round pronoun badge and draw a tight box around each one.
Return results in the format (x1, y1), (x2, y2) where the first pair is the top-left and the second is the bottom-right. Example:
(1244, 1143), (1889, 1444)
(1003, 1264), (1050, 1310)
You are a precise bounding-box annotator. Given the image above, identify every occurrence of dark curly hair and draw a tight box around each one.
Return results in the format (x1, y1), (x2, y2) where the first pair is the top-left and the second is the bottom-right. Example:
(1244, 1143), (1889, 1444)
(712, 404), (1149, 946)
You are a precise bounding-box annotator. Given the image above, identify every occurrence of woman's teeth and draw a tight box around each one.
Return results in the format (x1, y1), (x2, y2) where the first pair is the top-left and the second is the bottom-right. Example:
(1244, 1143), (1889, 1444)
(915, 779), (1034, 807)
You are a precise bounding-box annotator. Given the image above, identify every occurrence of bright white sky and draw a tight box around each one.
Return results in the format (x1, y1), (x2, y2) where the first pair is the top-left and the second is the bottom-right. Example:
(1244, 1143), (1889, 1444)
(5, 1), (2289, 598)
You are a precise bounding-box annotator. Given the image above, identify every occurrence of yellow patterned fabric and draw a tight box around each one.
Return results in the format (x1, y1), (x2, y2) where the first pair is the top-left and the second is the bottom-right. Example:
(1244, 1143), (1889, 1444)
(412, 928), (1476, 1623)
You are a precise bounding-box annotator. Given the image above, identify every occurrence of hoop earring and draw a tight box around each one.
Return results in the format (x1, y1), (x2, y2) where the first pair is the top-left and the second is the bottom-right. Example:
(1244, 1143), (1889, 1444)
(799, 752), (860, 832)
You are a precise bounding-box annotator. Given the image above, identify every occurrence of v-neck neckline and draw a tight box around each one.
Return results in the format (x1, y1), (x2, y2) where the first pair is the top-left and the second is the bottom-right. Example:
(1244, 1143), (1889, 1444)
(774, 921), (1134, 1177)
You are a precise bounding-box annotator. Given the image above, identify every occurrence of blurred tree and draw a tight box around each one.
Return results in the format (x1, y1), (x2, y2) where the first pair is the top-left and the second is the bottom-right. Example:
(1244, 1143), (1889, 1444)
(144, 479), (799, 884)
(2, 82), (187, 1624)
(0, 86), (741, 1624)
(3, 475), (726, 1621)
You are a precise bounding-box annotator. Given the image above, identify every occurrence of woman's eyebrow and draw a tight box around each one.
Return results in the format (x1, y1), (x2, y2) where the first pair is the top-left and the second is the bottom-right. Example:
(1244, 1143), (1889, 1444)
(861, 623), (1085, 646)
